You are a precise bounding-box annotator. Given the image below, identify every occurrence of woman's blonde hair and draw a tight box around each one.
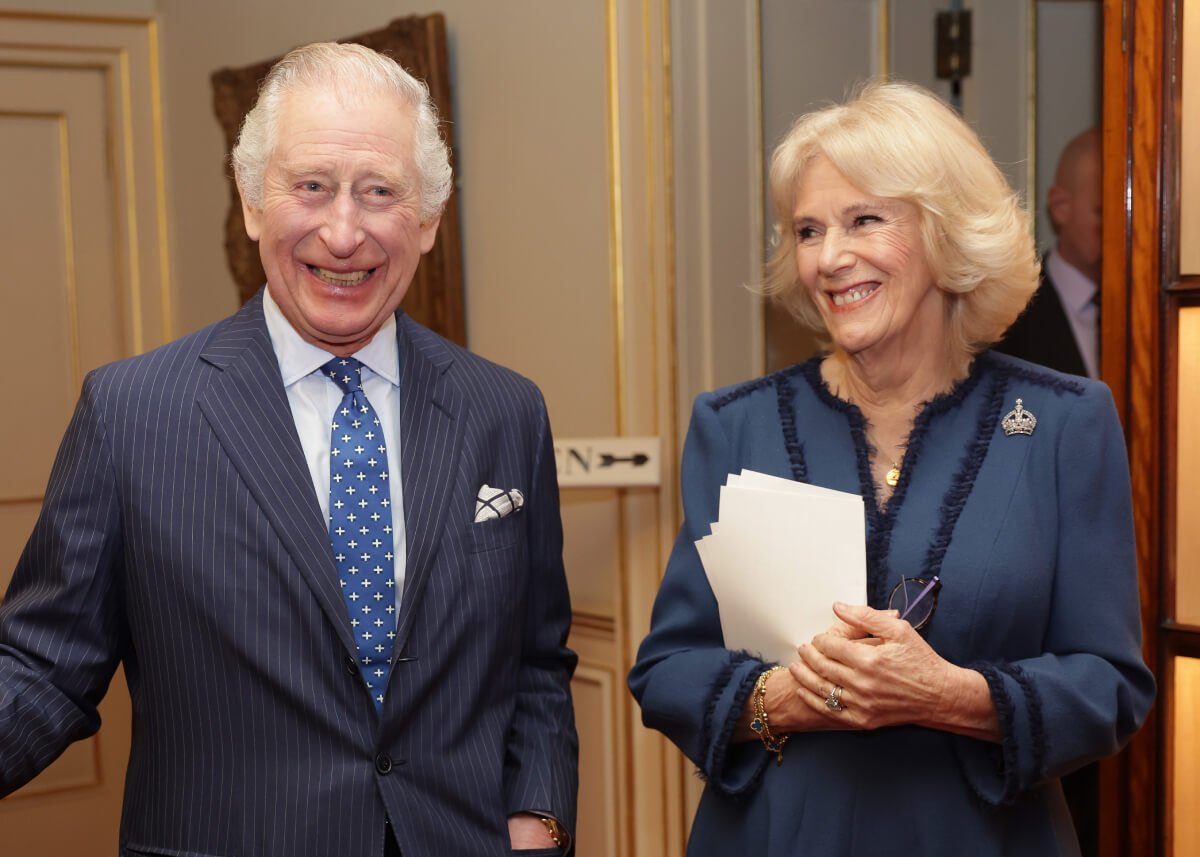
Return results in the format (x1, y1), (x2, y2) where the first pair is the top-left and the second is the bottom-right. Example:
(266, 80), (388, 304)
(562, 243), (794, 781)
(762, 81), (1039, 356)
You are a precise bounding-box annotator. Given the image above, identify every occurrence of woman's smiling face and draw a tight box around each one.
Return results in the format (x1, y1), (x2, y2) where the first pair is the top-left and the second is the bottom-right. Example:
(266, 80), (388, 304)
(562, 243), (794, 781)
(792, 156), (947, 360)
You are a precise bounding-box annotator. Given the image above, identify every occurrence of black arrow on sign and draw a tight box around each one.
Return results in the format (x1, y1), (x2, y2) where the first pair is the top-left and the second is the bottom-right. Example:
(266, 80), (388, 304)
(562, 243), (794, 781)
(599, 453), (649, 468)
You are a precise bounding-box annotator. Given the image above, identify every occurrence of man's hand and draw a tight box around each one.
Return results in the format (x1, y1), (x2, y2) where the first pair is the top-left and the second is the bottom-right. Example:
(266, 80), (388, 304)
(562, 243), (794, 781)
(507, 812), (558, 849)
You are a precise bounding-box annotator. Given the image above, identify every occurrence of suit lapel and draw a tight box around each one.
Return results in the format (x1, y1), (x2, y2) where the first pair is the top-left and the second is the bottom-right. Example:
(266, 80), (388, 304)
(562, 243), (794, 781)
(196, 295), (357, 657)
(393, 314), (464, 655)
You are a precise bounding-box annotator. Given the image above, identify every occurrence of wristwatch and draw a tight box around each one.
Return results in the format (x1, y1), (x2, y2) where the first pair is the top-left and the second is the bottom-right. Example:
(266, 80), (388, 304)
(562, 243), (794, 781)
(539, 816), (566, 848)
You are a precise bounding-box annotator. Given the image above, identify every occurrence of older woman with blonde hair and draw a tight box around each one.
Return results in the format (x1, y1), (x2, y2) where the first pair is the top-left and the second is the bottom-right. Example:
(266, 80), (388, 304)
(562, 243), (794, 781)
(629, 82), (1153, 856)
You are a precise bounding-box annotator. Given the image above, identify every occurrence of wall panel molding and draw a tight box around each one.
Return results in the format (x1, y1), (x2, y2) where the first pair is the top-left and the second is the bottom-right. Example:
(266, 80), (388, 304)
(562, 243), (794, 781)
(0, 11), (172, 352)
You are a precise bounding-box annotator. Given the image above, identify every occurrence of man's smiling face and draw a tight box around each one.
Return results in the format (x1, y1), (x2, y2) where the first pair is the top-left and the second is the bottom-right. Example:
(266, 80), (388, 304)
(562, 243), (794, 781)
(243, 85), (440, 356)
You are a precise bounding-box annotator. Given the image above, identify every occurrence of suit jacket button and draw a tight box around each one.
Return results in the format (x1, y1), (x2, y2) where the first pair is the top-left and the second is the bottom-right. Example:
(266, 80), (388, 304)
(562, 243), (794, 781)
(375, 753), (393, 775)
(345, 655), (358, 675)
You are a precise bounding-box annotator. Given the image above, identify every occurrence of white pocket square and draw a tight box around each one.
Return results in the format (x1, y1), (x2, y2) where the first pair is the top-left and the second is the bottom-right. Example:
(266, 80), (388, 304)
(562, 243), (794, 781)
(474, 484), (525, 523)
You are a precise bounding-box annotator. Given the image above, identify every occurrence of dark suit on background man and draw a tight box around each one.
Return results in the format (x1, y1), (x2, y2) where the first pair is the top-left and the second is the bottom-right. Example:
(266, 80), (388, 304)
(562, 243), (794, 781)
(0, 42), (577, 856)
(996, 264), (1089, 377)
(998, 127), (1102, 382)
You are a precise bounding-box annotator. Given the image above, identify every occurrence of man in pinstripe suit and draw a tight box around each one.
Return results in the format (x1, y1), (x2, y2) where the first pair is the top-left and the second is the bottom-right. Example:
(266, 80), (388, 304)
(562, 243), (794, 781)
(0, 43), (577, 856)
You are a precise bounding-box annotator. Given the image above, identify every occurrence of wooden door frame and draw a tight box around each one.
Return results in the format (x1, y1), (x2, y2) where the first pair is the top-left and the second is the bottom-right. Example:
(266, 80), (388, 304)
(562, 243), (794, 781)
(1100, 0), (1171, 854)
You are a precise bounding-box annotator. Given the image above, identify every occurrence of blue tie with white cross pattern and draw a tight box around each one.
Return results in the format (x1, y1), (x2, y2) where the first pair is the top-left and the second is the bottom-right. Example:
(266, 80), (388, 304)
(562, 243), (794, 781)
(323, 357), (396, 711)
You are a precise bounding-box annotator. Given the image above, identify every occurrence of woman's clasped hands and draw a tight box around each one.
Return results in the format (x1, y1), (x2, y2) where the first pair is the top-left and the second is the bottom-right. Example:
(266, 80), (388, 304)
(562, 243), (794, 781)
(787, 602), (998, 740)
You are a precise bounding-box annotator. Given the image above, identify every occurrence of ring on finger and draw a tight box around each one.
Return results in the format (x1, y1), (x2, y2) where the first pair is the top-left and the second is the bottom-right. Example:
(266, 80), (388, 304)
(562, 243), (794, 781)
(824, 684), (846, 712)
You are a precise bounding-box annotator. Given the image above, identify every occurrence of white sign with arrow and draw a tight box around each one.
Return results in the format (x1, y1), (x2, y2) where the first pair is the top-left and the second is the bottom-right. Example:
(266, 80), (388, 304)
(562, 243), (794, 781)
(553, 436), (661, 488)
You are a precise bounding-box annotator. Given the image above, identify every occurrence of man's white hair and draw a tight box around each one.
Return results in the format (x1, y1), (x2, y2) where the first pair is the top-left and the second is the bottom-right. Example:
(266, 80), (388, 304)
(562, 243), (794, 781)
(232, 42), (452, 223)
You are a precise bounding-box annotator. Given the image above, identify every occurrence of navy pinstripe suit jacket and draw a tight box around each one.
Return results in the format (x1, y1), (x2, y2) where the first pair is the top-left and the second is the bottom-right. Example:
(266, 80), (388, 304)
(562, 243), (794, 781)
(0, 294), (578, 857)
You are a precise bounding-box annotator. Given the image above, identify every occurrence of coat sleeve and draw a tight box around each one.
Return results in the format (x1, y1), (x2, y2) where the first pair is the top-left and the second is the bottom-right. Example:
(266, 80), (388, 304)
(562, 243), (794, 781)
(953, 382), (1156, 805)
(0, 374), (125, 796)
(628, 395), (772, 797)
(503, 391), (579, 832)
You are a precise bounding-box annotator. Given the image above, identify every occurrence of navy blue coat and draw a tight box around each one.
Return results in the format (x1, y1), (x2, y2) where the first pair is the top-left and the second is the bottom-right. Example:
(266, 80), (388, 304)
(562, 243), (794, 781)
(0, 294), (578, 856)
(629, 352), (1153, 856)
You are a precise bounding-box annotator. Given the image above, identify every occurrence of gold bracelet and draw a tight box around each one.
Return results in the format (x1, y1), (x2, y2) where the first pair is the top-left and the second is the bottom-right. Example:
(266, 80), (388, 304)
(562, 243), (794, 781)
(750, 665), (789, 765)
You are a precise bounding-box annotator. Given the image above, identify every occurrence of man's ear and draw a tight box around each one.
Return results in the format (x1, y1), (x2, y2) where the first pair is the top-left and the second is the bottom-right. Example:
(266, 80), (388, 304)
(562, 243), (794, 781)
(1046, 184), (1071, 232)
(419, 214), (441, 255)
(240, 187), (263, 242)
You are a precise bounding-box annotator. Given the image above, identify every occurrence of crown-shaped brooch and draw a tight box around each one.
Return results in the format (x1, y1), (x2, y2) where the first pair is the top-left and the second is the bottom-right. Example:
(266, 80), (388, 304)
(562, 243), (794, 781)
(1002, 398), (1037, 436)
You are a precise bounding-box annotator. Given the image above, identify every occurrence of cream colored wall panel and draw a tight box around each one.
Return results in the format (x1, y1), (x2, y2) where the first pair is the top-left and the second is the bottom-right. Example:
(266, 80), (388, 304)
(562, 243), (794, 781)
(1, 63), (124, 379)
(570, 621), (622, 857)
(0, 112), (78, 493)
(762, 0), (876, 129)
(563, 492), (623, 616)
(448, 3), (613, 428)
(890, 0), (943, 91)
(572, 669), (617, 857)
(674, 0), (765, 445)
(962, 1), (1030, 203)
(1173, 657), (1200, 857)
(0, 13), (173, 353)
(1177, 308), (1200, 625)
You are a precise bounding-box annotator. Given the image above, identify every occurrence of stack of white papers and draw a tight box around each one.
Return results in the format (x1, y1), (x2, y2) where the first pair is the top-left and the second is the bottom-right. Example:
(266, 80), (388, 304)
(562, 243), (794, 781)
(696, 470), (867, 665)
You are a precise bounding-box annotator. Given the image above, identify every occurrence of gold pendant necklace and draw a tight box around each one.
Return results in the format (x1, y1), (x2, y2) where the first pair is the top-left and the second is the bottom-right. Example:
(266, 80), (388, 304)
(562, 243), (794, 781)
(866, 428), (906, 489)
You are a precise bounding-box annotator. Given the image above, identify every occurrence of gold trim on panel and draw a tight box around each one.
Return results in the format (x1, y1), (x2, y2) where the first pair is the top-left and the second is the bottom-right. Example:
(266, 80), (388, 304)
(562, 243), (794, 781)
(878, 0), (891, 79)
(642, 0), (661, 436)
(57, 113), (83, 393)
(661, 0), (680, 528)
(147, 19), (172, 341)
(752, 0), (766, 379)
(0, 496), (44, 507)
(116, 47), (143, 355)
(90, 58), (132, 363)
(604, 5), (634, 857)
(606, 0), (627, 438)
(0, 10), (152, 25)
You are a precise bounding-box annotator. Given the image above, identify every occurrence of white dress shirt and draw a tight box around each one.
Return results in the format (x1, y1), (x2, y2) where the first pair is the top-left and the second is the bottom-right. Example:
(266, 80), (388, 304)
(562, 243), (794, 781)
(262, 287), (407, 611)
(1045, 249), (1101, 379)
